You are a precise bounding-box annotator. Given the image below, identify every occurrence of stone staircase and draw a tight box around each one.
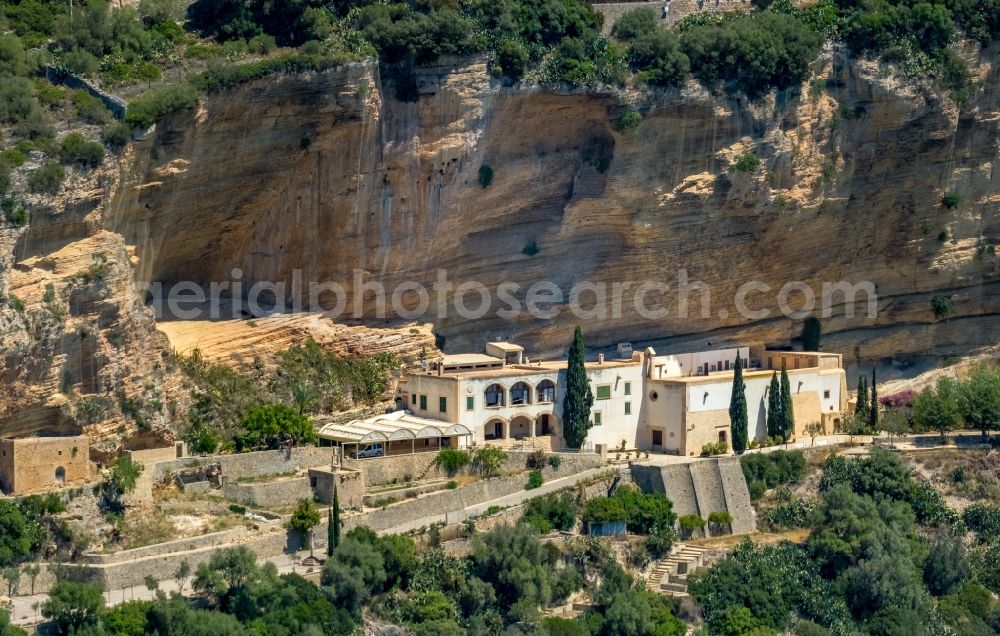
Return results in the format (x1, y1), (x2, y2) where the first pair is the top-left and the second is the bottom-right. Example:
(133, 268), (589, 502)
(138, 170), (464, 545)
(646, 544), (723, 597)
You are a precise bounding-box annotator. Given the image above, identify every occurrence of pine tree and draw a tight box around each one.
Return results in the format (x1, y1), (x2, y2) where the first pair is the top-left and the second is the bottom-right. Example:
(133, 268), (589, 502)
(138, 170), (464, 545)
(801, 316), (822, 351)
(562, 326), (594, 449)
(729, 355), (749, 453)
(327, 485), (341, 557)
(767, 372), (782, 439)
(856, 375), (869, 424)
(780, 363), (794, 441)
(869, 367), (879, 431)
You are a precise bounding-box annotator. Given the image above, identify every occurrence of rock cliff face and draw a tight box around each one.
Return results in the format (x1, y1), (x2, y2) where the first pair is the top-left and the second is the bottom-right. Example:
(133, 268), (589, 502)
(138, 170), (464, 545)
(3, 48), (999, 437)
(110, 51), (1000, 360)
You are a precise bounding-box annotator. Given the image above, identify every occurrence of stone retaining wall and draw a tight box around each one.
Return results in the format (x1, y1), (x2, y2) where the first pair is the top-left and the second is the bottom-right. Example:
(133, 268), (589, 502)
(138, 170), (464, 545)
(222, 477), (312, 508)
(152, 447), (332, 481)
(43, 67), (128, 119)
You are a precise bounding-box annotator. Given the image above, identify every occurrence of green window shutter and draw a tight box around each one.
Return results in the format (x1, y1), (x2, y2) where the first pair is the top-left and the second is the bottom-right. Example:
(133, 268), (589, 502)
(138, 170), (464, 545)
(625, 401), (631, 415)
(624, 381), (631, 396)
(596, 385), (611, 400)
(594, 412), (602, 425)
(419, 395), (427, 410)
(439, 397), (447, 413)
(466, 396), (474, 411)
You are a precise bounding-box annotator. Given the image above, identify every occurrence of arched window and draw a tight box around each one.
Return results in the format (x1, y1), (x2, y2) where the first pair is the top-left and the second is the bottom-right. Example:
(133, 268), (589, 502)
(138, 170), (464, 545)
(536, 380), (556, 403)
(510, 382), (532, 405)
(484, 384), (505, 408)
(54, 467), (66, 484)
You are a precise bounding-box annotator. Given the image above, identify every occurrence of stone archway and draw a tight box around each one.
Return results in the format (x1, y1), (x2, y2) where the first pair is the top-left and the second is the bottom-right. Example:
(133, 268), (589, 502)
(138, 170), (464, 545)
(484, 418), (506, 440)
(535, 413), (560, 438)
(509, 415), (532, 439)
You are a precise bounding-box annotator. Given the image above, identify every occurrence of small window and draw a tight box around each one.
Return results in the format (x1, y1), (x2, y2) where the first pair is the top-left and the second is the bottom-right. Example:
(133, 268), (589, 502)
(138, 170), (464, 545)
(624, 401), (632, 415)
(595, 385), (612, 400)
(439, 397), (447, 413)
(466, 396), (474, 411)
(411, 394), (417, 406)
(650, 391), (658, 401)
(593, 411), (602, 426)
(419, 395), (427, 410)
(824, 390), (830, 399)
(624, 381), (631, 396)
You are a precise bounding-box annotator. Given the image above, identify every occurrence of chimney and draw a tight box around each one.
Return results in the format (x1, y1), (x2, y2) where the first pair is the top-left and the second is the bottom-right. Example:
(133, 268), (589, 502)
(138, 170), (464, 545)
(598, 353), (605, 364)
(437, 362), (443, 376)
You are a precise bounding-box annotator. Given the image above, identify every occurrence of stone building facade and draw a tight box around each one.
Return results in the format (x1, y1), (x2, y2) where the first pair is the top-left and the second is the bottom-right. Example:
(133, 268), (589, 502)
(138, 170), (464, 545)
(397, 343), (847, 456)
(0, 435), (91, 494)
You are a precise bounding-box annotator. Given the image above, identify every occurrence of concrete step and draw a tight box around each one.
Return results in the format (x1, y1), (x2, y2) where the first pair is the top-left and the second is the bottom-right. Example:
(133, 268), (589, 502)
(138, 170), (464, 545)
(660, 581), (688, 593)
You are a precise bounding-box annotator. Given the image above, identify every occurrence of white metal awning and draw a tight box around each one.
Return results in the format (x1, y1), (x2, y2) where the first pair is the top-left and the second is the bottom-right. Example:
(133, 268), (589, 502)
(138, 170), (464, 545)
(315, 410), (472, 444)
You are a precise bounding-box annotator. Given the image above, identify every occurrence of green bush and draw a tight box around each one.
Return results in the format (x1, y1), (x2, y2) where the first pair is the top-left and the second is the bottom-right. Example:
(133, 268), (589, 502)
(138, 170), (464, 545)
(932, 295), (954, 319)
(732, 151), (761, 173)
(526, 450), (547, 470)
(228, 503), (246, 514)
(59, 132), (105, 168)
(477, 164), (493, 188)
(436, 448), (471, 475)
(583, 497), (627, 524)
(72, 90), (110, 124)
(525, 469), (543, 490)
(521, 493), (577, 532)
(963, 503), (1000, 543)
(701, 441), (728, 456)
(628, 29), (690, 87)
(941, 190), (961, 209)
(612, 8), (660, 41)
(548, 454), (562, 469)
(445, 480), (458, 489)
(101, 122), (132, 152)
(614, 109), (642, 133)
(678, 514), (705, 538)
(3, 201), (29, 227)
(740, 450), (806, 488)
(680, 11), (822, 97)
(27, 160), (64, 194)
(125, 83), (200, 128)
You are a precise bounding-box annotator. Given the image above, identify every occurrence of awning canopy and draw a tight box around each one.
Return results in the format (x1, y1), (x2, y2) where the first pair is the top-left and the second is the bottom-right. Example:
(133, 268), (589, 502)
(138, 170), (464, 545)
(315, 410), (472, 445)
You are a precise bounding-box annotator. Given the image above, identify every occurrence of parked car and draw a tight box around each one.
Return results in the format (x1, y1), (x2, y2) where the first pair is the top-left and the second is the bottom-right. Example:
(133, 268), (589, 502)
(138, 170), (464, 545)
(352, 444), (384, 459)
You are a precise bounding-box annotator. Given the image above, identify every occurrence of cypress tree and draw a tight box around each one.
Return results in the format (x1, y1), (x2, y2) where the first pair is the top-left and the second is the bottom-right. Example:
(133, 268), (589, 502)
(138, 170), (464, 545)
(729, 355), (749, 453)
(563, 326), (594, 449)
(328, 485), (341, 557)
(869, 367), (879, 431)
(780, 363), (794, 441)
(801, 317), (822, 351)
(856, 375), (869, 423)
(767, 372), (782, 439)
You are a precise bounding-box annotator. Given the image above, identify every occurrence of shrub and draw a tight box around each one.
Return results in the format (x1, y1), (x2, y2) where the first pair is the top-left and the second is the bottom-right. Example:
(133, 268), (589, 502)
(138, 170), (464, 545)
(526, 450), (547, 470)
(125, 83), (199, 128)
(932, 295), (953, 319)
(548, 455), (562, 469)
(628, 29), (690, 87)
(228, 503), (246, 514)
(436, 448), (470, 475)
(59, 132), (105, 168)
(478, 164), (493, 188)
(72, 90), (109, 124)
(749, 479), (766, 501)
(701, 441), (728, 456)
(963, 504), (1000, 543)
(941, 190), (961, 209)
(521, 493), (577, 532)
(583, 497), (626, 524)
(732, 151), (761, 173)
(708, 510), (732, 526)
(678, 514), (705, 538)
(101, 122), (131, 152)
(614, 109), (641, 132)
(680, 11), (822, 97)
(495, 38), (529, 80)
(522, 239), (539, 256)
(27, 160), (64, 194)
(740, 450), (806, 488)
(445, 480), (458, 489)
(473, 446), (507, 477)
(526, 469), (543, 490)
(612, 8), (660, 41)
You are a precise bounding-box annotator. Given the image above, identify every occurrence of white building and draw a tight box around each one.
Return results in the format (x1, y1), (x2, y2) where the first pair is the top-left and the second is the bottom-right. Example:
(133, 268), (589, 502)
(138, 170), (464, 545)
(394, 342), (847, 455)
